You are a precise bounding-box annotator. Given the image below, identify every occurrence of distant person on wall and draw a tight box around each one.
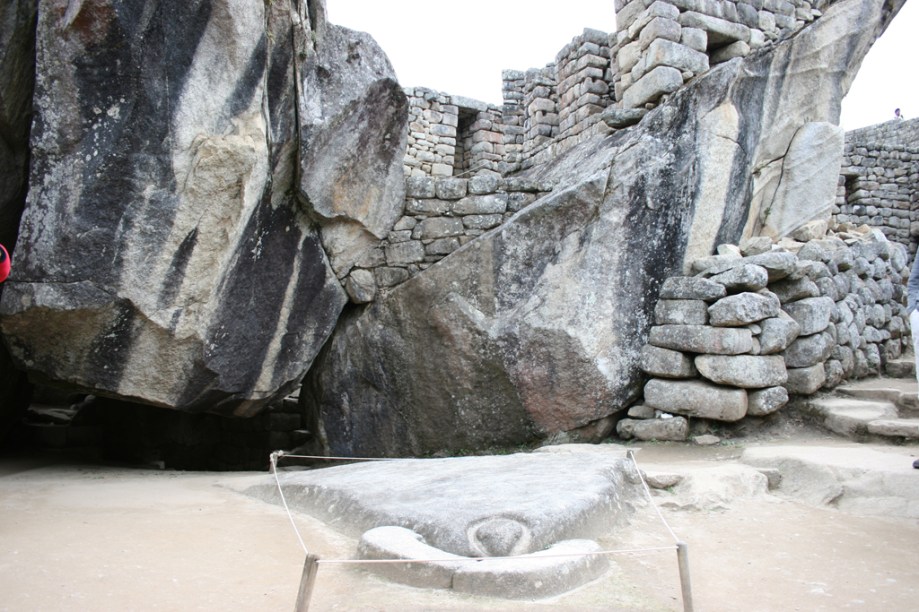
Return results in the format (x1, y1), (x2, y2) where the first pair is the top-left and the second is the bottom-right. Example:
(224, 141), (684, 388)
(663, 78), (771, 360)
(895, 108), (904, 120)
(0, 244), (10, 283)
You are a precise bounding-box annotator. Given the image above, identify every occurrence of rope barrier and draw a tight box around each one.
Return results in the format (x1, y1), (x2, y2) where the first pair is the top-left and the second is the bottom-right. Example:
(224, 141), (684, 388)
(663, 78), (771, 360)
(626, 449), (680, 544)
(270, 451), (308, 555)
(315, 546), (677, 566)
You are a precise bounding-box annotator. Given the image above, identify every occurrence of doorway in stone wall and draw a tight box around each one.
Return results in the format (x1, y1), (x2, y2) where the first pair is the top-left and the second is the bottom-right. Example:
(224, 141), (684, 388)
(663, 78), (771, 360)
(453, 107), (478, 176)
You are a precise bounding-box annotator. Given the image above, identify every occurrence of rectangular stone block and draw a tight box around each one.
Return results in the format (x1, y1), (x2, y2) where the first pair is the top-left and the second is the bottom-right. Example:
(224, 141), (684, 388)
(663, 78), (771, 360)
(640, 345), (697, 378)
(420, 217), (463, 239)
(622, 65), (683, 109)
(649, 325), (753, 355)
(385, 241), (425, 266)
(452, 194), (508, 215)
(678, 11), (751, 45)
(644, 379), (748, 421)
(643, 39), (709, 75)
(655, 299), (709, 325)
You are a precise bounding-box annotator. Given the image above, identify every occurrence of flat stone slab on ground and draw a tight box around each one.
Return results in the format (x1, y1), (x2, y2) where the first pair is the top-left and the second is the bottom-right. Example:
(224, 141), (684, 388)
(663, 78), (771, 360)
(741, 445), (919, 518)
(247, 445), (639, 558)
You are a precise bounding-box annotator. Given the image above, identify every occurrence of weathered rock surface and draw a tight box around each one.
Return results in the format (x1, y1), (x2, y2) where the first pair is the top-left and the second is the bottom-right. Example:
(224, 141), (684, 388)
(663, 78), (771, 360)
(297, 21), (409, 282)
(644, 379), (747, 421)
(0, 1), (347, 415)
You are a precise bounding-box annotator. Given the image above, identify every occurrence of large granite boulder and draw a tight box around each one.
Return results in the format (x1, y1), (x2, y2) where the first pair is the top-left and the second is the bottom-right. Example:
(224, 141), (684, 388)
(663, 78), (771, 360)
(303, 0), (904, 456)
(0, 0), (348, 416)
(0, 0), (36, 438)
(297, 16), (409, 287)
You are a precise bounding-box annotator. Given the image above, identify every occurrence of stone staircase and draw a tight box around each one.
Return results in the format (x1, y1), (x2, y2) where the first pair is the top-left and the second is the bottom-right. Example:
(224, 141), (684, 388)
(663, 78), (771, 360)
(798, 357), (919, 443)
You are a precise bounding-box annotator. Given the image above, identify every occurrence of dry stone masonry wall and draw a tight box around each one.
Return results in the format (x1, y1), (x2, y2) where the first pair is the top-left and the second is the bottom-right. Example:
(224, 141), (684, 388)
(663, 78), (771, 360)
(618, 225), (909, 442)
(835, 118), (919, 256)
(614, 0), (833, 109)
(403, 0), (839, 178)
(345, 176), (552, 303)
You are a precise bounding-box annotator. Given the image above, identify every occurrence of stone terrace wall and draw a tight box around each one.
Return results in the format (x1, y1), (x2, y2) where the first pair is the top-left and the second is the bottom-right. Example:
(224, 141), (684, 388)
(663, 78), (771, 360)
(835, 118), (919, 255)
(618, 226), (909, 441)
(614, 0), (834, 109)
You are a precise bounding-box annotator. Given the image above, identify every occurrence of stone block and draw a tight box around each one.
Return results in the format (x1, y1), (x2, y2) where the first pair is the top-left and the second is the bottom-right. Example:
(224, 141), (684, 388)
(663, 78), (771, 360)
(679, 11), (751, 46)
(452, 194), (508, 215)
(462, 214), (504, 230)
(420, 217), (464, 239)
(435, 178), (468, 200)
(644, 379), (748, 421)
(711, 40), (751, 64)
(616, 416), (689, 441)
(770, 277), (820, 303)
(655, 299), (709, 325)
(660, 276), (726, 301)
(695, 354), (787, 388)
(783, 296), (834, 335)
(405, 176), (436, 198)
(425, 237), (461, 256)
(784, 363), (826, 395)
(385, 241), (425, 266)
(742, 251), (797, 280)
(640, 344), (697, 378)
(344, 269), (377, 304)
(679, 28), (707, 55)
(468, 174), (500, 194)
(708, 264), (769, 291)
(708, 292), (781, 326)
(406, 198), (451, 216)
(622, 66), (683, 109)
(627, 404), (657, 419)
(758, 312), (801, 354)
(639, 16), (682, 49)
(643, 39), (709, 75)
(374, 266), (410, 288)
(747, 386), (789, 416)
(784, 330), (835, 368)
(649, 325), (753, 355)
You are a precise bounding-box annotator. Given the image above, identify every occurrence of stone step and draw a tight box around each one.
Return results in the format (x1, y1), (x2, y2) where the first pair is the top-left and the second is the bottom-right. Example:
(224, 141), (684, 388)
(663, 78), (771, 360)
(802, 397), (898, 438)
(836, 378), (919, 417)
(866, 418), (919, 440)
(885, 356), (915, 379)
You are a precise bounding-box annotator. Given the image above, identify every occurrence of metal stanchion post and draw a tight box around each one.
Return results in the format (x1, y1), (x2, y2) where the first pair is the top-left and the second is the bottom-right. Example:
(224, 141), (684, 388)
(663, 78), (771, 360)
(676, 541), (694, 612)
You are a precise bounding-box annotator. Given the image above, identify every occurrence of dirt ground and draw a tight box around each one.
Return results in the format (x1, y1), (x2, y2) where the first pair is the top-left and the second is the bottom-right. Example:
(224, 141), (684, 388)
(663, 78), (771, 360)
(1, 437), (918, 612)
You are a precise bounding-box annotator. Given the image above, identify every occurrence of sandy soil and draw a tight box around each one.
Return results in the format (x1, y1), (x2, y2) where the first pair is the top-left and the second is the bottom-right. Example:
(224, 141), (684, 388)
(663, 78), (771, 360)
(1, 440), (918, 612)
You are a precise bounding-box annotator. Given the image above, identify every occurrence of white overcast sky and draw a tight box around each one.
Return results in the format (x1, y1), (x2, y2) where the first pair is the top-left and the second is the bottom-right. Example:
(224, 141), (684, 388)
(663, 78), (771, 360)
(325, 0), (917, 131)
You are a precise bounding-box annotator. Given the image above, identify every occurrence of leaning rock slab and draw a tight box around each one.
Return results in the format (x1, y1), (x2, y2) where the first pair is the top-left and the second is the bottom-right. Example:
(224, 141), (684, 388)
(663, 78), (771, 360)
(644, 379), (747, 421)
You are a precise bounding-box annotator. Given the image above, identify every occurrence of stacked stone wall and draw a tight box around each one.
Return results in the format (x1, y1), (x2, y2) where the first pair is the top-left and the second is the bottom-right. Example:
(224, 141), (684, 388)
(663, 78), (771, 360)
(618, 226), (909, 441)
(346, 176), (552, 303)
(835, 118), (919, 256)
(614, 0), (832, 109)
(404, 88), (505, 178)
